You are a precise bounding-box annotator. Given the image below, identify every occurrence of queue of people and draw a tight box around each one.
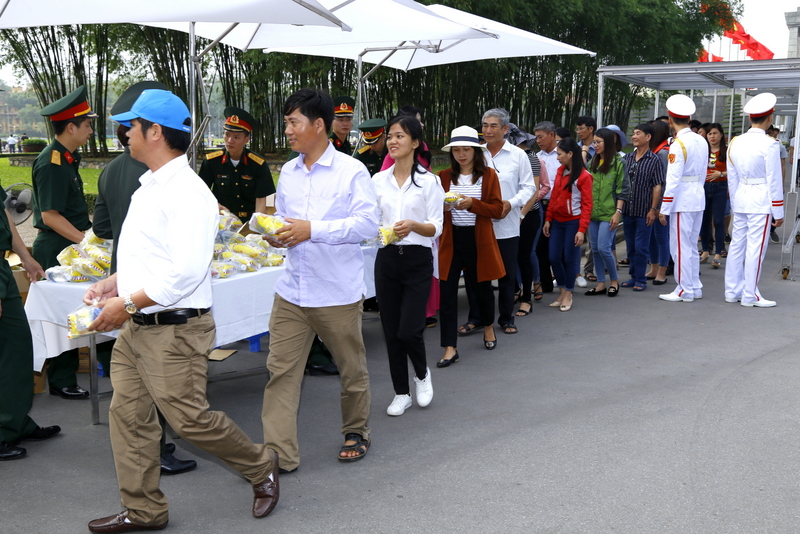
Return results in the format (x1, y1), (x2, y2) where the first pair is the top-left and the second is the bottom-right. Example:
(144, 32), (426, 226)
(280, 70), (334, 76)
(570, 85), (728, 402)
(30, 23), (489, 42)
(0, 83), (788, 534)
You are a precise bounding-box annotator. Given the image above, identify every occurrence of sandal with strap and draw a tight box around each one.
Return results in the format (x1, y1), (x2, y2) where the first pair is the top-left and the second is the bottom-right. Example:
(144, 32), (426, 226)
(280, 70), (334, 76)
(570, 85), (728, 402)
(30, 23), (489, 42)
(457, 323), (478, 336)
(338, 433), (370, 463)
(515, 302), (532, 316)
(500, 323), (518, 334)
(533, 282), (543, 301)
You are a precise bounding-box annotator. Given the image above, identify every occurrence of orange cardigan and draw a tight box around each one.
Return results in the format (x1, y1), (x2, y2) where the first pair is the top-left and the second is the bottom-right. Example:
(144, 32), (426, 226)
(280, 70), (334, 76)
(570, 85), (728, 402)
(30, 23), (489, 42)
(437, 167), (506, 282)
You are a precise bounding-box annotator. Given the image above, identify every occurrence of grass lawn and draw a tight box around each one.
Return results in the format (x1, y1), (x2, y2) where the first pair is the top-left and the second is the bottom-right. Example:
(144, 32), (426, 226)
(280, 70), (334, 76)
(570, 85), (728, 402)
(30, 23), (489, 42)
(0, 157), (101, 194)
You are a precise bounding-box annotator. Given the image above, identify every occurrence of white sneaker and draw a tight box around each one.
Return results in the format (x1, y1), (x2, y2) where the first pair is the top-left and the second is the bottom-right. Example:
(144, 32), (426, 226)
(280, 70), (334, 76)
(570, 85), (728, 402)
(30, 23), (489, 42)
(413, 368), (433, 408)
(387, 394), (412, 416)
(741, 299), (776, 308)
(725, 296), (741, 303)
(576, 275), (588, 288)
(659, 292), (693, 302)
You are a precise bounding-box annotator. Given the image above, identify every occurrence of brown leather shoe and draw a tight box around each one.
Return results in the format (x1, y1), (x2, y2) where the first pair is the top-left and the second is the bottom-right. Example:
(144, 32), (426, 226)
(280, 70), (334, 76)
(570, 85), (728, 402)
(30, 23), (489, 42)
(252, 451), (280, 518)
(88, 511), (167, 533)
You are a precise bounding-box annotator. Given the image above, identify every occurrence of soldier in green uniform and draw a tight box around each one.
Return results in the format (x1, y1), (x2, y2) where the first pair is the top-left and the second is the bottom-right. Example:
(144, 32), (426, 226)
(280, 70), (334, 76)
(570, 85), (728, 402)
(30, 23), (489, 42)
(199, 107), (275, 224)
(355, 118), (387, 176)
(32, 86), (96, 400)
(0, 188), (61, 460)
(330, 96), (355, 154)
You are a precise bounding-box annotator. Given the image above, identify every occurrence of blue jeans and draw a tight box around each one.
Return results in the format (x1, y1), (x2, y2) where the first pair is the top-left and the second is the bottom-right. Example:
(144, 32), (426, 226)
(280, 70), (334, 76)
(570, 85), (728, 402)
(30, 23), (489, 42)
(623, 214), (653, 286)
(548, 219), (581, 291)
(700, 181), (728, 255)
(589, 220), (617, 284)
(649, 214), (670, 266)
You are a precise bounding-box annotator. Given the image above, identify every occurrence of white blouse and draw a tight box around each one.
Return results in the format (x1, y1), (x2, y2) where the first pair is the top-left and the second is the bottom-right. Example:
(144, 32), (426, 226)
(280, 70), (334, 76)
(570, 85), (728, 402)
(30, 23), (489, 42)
(372, 164), (445, 247)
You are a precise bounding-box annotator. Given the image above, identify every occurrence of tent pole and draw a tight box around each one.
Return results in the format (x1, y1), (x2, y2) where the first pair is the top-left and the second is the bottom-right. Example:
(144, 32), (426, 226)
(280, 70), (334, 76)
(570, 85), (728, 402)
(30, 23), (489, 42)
(189, 22), (197, 169)
(597, 71), (604, 127)
(792, 81), (800, 195)
(654, 90), (660, 120)
(712, 89), (717, 123)
(356, 54), (363, 126)
(727, 88), (735, 139)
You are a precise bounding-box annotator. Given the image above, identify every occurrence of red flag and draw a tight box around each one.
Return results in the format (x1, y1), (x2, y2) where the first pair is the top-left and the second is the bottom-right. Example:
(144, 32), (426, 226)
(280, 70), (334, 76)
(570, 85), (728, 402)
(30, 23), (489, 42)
(711, 54), (724, 62)
(724, 21), (755, 52)
(698, 50), (710, 62)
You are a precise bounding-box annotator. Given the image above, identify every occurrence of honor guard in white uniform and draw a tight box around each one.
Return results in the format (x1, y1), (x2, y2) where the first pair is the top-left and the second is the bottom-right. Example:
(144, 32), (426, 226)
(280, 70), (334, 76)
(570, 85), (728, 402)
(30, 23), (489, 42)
(658, 94), (709, 302)
(724, 92), (784, 307)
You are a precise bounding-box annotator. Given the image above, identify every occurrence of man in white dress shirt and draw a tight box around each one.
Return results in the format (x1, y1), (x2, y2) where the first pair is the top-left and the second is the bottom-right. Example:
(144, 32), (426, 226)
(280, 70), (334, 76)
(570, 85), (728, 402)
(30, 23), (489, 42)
(464, 108), (534, 336)
(84, 89), (279, 532)
(261, 88), (379, 471)
(658, 94), (709, 303)
(724, 92), (784, 307)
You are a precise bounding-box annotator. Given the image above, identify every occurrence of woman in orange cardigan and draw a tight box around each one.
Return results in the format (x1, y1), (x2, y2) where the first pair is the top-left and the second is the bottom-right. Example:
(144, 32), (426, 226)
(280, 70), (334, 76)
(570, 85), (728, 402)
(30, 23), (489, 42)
(437, 126), (505, 367)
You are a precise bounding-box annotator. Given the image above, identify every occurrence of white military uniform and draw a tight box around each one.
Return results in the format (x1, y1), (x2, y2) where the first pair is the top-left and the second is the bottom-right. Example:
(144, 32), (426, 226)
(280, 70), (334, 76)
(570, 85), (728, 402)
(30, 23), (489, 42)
(724, 128), (784, 305)
(659, 127), (709, 300)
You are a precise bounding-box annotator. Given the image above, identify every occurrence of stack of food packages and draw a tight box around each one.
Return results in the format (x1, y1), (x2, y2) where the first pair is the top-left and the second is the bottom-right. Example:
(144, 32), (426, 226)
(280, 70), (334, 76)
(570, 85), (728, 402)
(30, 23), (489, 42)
(211, 210), (285, 279)
(46, 230), (113, 283)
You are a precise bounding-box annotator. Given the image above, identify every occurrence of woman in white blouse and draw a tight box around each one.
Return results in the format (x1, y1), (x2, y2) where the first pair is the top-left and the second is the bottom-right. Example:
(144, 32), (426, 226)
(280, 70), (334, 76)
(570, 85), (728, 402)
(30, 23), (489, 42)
(373, 114), (444, 417)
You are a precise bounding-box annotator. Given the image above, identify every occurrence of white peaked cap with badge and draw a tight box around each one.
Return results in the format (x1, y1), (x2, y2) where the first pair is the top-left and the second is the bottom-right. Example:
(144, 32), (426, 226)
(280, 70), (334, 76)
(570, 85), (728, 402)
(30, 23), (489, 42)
(666, 94), (696, 119)
(743, 92), (777, 118)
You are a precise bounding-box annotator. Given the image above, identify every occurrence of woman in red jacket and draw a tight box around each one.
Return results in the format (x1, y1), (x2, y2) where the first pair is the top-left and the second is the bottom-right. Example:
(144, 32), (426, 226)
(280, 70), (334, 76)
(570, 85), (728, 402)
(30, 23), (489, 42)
(543, 137), (593, 312)
(437, 126), (505, 367)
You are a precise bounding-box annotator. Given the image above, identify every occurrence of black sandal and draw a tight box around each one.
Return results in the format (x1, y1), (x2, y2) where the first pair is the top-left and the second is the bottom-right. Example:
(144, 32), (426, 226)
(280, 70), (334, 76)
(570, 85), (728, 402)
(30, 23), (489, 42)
(533, 282), (543, 301)
(500, 324), (518, 334)
(457, 323), (478, 336)
(515, 302), (532, 316)
(338, 433), (370, 463)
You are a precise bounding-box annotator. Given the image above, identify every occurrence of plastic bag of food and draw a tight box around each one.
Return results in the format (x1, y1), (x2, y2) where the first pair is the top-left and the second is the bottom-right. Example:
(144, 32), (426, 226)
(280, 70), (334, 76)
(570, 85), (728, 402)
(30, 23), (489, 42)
(82, 229), (113, 251)
(249, 213), (286, 237)
(377, 225), (399, 248)
(45, 266), (90, 283)
(216, 230), (246, 245)
(83, 244), (112, 270)
(210, 260), (238, 279)
(67, 304), (102, 339)
(218, 210), (244, 231)
(444, 191), (462, 205)
(71, 258), (108, 280)
(220, 251), (260, 272)
(231, 243), (263, 258)
(57, 244), (88, 267)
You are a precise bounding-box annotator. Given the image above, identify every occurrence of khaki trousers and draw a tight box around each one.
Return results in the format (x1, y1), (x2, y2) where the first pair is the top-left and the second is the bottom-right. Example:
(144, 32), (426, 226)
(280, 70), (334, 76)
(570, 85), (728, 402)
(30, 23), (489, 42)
(262, 295), (370, 471)
(109, 313), (273, 526)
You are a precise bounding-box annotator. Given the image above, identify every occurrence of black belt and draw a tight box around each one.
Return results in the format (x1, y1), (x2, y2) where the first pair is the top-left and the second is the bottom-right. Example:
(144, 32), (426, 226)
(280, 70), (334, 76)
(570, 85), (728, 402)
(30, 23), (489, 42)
(132, 308), (210, 326)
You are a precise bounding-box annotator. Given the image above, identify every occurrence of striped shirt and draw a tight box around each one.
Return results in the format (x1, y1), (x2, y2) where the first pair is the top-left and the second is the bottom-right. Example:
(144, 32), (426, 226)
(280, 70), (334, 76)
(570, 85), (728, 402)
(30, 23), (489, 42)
(621, 149), (663, 218)
(451, 174), (482, 226)
(525, 150), (542, 209)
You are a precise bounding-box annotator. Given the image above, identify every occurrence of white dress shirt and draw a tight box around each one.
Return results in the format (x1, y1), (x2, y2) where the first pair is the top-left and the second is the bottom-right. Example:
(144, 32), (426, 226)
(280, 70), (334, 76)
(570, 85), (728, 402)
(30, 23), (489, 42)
(117, 155), (218, 313)
(372, 165), (444, 247)
(484, 140), (535, 239)
(727, 127), (784, 219)
(659, 127), (709, 215)
(537, 147), (559, 200)
(274, 142), (379, 307)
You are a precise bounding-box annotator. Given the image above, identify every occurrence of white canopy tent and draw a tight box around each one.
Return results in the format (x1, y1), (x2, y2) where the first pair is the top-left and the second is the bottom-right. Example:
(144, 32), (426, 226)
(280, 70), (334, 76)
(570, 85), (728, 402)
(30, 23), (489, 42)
(596, 58), (800, 278)
(263, 3), (596, 123)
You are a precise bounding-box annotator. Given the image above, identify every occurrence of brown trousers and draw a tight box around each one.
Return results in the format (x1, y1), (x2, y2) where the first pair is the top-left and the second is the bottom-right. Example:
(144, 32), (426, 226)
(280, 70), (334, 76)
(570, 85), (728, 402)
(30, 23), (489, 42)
(109, 313), (273, 526)
(261, 295), (370, 471)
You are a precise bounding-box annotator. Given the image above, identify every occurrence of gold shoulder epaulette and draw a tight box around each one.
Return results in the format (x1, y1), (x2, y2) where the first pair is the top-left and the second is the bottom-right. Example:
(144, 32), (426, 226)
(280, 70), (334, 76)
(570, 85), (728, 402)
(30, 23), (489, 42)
(206, 150), (224, 160)
(248, 153), (265, 165)
(358, 145), (370, 154)
(50, 151), (61, 165)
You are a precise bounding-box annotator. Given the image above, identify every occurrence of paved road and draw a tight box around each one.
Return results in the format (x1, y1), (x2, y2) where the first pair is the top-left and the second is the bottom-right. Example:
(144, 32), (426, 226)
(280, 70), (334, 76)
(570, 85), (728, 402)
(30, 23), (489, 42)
(4, 242), (800, 534)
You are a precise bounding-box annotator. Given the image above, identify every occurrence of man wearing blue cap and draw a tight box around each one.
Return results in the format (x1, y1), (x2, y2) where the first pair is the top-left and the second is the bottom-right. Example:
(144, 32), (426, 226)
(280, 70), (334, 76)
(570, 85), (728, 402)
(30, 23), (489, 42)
(84, 89), (279, 533)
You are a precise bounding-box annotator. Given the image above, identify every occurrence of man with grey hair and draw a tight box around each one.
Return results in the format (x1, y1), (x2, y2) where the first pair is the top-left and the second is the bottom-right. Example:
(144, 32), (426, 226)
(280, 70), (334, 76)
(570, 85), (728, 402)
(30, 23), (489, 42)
(462, 108), (534, 338)
(534, 121), (558, 294)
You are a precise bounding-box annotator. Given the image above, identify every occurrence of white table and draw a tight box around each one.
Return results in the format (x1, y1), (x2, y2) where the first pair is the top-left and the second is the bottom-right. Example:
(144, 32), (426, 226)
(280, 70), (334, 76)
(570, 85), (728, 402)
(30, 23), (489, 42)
(24, 247), (377, 423)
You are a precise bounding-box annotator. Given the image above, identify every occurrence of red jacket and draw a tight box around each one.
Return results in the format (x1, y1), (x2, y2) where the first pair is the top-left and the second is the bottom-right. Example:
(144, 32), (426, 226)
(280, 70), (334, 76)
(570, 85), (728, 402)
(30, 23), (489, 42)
(545, 166), (593, 233)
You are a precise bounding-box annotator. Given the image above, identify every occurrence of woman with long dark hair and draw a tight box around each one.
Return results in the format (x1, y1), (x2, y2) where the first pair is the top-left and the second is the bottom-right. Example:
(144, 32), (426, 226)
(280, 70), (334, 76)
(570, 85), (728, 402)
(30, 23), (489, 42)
(437, 126), (504, 367)
(543, 137), (593, 311)
(700, 122), (728, 269)
(645, 119), (671, 285)
(587, 128), (628, 296)
(373, 115), (444, 416)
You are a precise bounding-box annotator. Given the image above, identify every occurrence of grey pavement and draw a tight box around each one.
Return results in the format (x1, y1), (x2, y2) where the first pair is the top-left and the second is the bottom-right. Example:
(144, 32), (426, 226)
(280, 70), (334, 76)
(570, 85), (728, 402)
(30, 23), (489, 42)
(5, 241), (800, 534)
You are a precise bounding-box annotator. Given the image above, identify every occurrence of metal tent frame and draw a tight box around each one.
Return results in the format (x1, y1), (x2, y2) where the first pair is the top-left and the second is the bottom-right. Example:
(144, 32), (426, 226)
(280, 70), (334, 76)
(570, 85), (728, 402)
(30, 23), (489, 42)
(597, 58), (800, 279)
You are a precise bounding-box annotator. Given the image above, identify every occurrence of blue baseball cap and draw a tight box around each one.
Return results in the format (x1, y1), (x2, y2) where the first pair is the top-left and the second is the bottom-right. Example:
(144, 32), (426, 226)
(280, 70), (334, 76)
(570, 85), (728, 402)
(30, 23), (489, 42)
(110, 89), (191, 132)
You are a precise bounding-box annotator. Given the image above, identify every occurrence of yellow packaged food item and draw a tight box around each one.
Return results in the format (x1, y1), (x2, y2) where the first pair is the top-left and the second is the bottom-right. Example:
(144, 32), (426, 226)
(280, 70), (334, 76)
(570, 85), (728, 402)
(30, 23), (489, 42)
(231, 243), (262, 257)
(218, 210), (244, 231)
(216, 230), (246, 244)
(213, 243), (228, 258)
(210, 261), (237, 279)
(83, 244), (112, 270)
(83, 230), (112, 250)
(67, 305), (101, 339)
(265, 253), (284, 266)
(249, 213), (286, 237)
(444, 191), (461, 204)
(46, 266), (90, 283)
(72, 258), (108, 280)
(377, 225), (399, 248)
(57, 244), (87, 267)
(222, 252), (260, 272)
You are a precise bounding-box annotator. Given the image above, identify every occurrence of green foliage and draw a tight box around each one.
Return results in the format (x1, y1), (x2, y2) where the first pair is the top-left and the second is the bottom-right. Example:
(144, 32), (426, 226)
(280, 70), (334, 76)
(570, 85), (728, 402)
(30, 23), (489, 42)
(0, 158), (100, 194)
(21, 138), (46, 146)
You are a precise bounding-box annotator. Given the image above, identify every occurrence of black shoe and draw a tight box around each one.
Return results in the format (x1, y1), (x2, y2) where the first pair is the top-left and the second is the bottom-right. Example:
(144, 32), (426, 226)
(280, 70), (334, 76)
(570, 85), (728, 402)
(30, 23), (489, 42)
(771, 231), (780, 244)
(49, 385), (89, 399)
(725, 233), (732, 243)
(307, 363), (339, 376)
(0, 441), (26, 461)
(436, 351), (459, 368)
(164, 442), (176, 455)
(19, 425), (61, 442)
(279, 466), (297, 475)
(160, 450), (197, 475)
(425, 316), (438, 328)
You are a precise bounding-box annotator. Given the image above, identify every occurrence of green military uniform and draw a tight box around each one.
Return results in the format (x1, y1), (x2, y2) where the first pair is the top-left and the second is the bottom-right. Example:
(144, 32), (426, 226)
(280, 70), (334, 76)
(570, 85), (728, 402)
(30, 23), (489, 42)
(355, 118), (388, 176)
(199, 147), (274, 222)
(0, 188), (39, 443)
(328, 131), (352, 155)
(32, 86), (96, 393)
(200, 106), (275, 223)
(329, 95), (356, 156)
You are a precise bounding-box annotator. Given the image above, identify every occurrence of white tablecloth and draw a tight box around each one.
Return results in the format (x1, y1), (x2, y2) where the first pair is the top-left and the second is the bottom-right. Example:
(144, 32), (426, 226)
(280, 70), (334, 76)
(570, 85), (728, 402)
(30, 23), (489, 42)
(25, 247), (377, 371)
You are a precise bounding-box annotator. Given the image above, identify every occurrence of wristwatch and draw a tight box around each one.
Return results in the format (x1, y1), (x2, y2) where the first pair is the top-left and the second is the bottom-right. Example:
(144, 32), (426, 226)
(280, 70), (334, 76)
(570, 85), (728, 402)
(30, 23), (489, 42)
(123, 295), (138, 315)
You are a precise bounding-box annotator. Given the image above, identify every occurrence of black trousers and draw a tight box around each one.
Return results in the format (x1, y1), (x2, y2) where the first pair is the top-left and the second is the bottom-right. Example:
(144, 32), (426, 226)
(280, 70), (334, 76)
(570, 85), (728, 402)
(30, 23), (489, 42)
(440, 226), (495, 348)
(536, 200), (553, 292)
(468, 236), (519, 327)
(375, 245), (432, 395)
(518, 208), (542, 303)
